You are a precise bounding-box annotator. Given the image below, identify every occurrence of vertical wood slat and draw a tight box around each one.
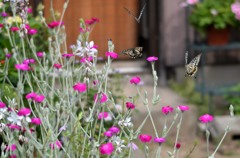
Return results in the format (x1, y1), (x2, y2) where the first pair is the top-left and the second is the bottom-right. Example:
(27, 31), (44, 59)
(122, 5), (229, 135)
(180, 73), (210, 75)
(43, 0), (138, 59)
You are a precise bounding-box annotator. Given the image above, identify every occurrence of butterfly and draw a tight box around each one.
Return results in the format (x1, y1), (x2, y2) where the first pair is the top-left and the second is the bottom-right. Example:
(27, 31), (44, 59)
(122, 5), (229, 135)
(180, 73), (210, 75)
(124, 0), (148, 23)
(185, 51), (202, 78)
(120, 47), (143, 58)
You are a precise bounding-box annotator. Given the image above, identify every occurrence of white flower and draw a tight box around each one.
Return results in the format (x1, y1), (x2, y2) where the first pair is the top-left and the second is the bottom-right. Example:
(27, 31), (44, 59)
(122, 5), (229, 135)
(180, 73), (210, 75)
(0, 123), (6, 132)
(210, 9), (218, 16)
(0, 107), (7, 120)
(104, 113), (112, 121)
(115, 104), (123, 112)
(7, 112), (23, 126)
(127, 142), (138, 150)
(75, 41), (98, 57)
(118, 117), (133, 127)
(111, 136), (126, 152)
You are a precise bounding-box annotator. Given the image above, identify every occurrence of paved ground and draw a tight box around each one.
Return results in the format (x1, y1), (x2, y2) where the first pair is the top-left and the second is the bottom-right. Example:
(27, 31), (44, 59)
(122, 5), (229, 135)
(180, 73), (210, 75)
(119, 72), (240, 158)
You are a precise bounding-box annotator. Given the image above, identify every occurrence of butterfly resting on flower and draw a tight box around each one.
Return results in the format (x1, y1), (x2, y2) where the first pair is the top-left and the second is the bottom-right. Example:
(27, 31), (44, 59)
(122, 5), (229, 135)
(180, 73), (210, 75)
(185, 51), (201, 78)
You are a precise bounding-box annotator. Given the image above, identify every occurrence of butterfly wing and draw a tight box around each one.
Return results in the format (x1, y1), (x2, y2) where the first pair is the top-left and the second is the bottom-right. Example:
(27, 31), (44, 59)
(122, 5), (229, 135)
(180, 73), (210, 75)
(120, 47), (143, 58)
(185, 53), (201, 77)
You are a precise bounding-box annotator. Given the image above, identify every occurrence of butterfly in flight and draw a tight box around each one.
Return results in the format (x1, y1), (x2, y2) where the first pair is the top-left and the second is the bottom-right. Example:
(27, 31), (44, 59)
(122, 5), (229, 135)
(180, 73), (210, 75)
(120, 47), (143, 59)
(124, 0), (148, 23)
(185, 51), (202, 78)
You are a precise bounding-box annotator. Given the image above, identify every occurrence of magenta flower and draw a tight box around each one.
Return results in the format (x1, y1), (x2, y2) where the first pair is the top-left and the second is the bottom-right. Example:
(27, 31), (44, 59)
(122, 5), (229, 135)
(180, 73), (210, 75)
(161, 105), (174, 115)
(53, 63), (62, 69)
(31, 118), (42, 125)
(25, 24), (30, 30)
(15, 63), (30, 71)
(9, 155), (17, 158)
(232, 2), (240, 13)
(26, 92), (38, 100)
(104, 131), (113, 138)
(23, 59), (35, 65)
(139, 134), (152, 143)
(79, 27), (90, 33)
(109, 126), (120, 134)
(34, 95), (45, 103)
(99, 142), (114, 155)
(37, 52), (44, 58)
(80, 56), (93, 63)
(18, 108), (31, 116)
(199, 114), (214, 123)
(130, 76), (141, 85)
(154, 137), (166, 144)
(105, 52), (118, 59)
(7, 124), (21, 130)
(27, 7), (33, 13)
(28, 29), (38, 35)
(178, 105), (189, 112)
(62, 53), (74, 58)
(5, 144), (17, 151)
(50, 140), (62, 149)
(85, 17), (100, 25)
(94, 93), (108, 103)
(10, 27), (19, 32)
(146, 56), (158, 62)
(92, 80), (98, 86)
(1, 12), (8, 17)
(127, 142), (138, 150)
(48, 21), (64, 29)
(6, 53), (12, 59)
(98, 112), (109, 120)
(175, 143), (181, 149)
(73, 82), (87, 93)
(0, 102), (6, 108)
(0, 23), (4, 28)
(126, 102), (135, 109)
(187, 0), (199, 5)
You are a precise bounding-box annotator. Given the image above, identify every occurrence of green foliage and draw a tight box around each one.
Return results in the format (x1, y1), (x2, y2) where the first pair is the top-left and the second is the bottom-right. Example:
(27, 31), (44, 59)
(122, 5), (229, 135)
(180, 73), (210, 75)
(224, 83), (240, 115)
(169, 79), (209, 114)
(189, 0), (238, 34)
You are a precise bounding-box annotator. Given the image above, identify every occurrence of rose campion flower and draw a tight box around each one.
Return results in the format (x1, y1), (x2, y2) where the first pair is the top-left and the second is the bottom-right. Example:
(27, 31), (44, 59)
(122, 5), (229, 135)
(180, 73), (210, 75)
(178, 105), (189, 112)
(161, 105), (174, 115)
(99, 142), (114, 155)
(85, 17), (100, 25)
(126, 102), (135, 109)
(34, 95), (45, 103)
(31, 118), (42, 125)
(15, 63), (30, 71)
(37, 52), (44, 58)
(53, 63), (62, 69)
(48, 21), (64, 29)
(154, 137), (166, 144)
(127, 142), (138, 150)
(175, 143), (181, 149)
(50, 140), (62, 149)
(98, 112), (109, 120)
(80, 56), (93, 63)
(73, 82), (87, 93)
(26, 92), (37, 100)
(18, 108), (31, 116)
(6, 54), (12, 59)
(27, 7), (33, 13)
(0, 102), (6, 108)
(94, 93), (108, 103)
(104, 131), (113, 138)
(5, 144), (17, 151)
(62, 53), (74, 58)
(1, 12), (8, 17)
(146, 56), (158, 62)
(187, 0), (198, 5)
(108, 126), (120, 134)
(0, 23), (4, 28)
(23, 59), (35, 65)
(9, 154), (17, 158)
(10, 27), (19, 32)
(28, 29), (38, 35)
(139, 134), (152, 143)
(105, 52), (118, 59)
(130, 76), (141, 85)
(199, 114), (214, 123)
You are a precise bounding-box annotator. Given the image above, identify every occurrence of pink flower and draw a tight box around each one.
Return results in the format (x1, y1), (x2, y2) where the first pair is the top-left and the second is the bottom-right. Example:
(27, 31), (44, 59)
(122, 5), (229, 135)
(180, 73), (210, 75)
(126, 102), (135, 109)
(80, 56), (93, 63)
(98, 112), (109, 120)
(15, 63), (30, 71)
(127, 142), (138, 150)
(0, 23), (4, 28)
(105, 52), (118, 59)
(187, 0), (198, 5)
(25, 24), (30, 30)
(9, 155), (17, 158)
(18, 108), (31, 116)
(79, 27), (90, 33)
(154, 137), (166, 144)
(146, 56), (158, 62)
(26, 92), (38, 100)
(92, 80), (98, 86)
(34, 95), (45, 103)
(232, 2), (240, 14)
(53, 63), (62, 69)
(7, 124), (21, 130)
(6, 54), (12, 59)
(108, 126), (120, 134)
(175, 143), (181, 149)
(73, 82), (87, 93)
(99, 142), (114, 155)
(130, 76), (141, 85)
(5, 144), (17, 151)
(27, 7), (33, 13)
(199, 114), (214, 123)
(1, 12), (8, 17)
(178, 105), (189, 112)
(85, 17), (100, 25)
(62, 53), (74, 58)
(50, 140), (62, 149)
(104, 131), (113, 138)
(23, 59), (35, 65)
(48, 21), (64, 29)
(28, 29), (38, 35)
(10, 27), (19, 32)
(161, 105), (174, 115)
(31, 118), (42, 125)
(139, 134), (152, 143)
(0, 101), (6, 108)
(37, 52), (44, 58)
(94, 93), (108, 103)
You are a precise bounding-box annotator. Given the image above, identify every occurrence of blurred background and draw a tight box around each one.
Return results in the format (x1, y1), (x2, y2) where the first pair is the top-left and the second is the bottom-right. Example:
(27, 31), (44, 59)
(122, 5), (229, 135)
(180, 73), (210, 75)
(27, 0), (240, 157)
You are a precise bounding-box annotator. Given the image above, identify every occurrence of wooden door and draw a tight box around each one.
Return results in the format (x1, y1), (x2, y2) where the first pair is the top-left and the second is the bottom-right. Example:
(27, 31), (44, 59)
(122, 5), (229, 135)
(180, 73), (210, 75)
(43, 0), (139, 59)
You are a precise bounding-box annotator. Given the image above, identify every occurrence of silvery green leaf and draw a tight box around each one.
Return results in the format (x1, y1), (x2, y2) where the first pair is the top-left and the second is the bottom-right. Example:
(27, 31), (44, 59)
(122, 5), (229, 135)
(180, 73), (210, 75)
(167, 151), (173, 157)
